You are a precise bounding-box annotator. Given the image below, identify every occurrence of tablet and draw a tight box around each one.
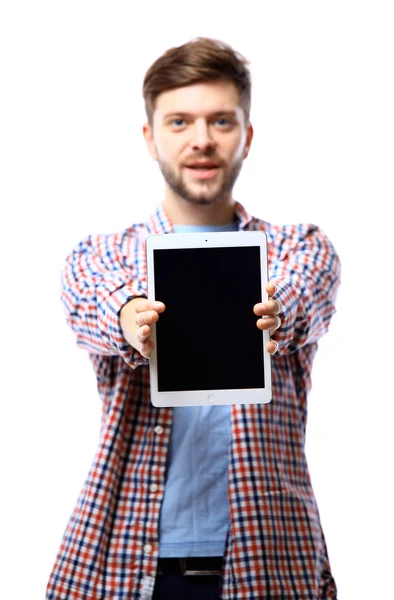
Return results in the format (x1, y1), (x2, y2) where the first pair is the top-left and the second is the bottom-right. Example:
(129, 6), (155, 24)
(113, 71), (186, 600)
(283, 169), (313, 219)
(146, 231), (272, 407)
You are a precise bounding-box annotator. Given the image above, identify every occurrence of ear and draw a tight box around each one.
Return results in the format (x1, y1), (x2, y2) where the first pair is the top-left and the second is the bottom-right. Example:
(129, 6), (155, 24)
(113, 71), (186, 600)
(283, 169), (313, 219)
(243, 122), (254, 159)
(142, 122), (158, 161)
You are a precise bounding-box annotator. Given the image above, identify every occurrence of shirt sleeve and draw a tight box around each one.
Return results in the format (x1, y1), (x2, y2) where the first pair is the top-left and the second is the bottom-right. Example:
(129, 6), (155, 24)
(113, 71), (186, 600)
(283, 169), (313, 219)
(60, 229), (149, 369)
(268, 224), (341, 354)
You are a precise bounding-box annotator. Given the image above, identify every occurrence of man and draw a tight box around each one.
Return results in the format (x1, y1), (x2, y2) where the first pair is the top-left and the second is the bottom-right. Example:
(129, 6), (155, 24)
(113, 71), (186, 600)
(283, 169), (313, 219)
(47, 37), (340, 600)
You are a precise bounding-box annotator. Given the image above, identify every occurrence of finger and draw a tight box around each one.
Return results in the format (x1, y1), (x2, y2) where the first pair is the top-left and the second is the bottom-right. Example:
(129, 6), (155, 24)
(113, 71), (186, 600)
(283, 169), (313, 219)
(150, 301), (166, 313)
(135, 300), (166, 314)
(136, 324), (151, 342)
(253, 299), (282, 317)
(135, 309), (161, 327)
(266, 339), (279, 355)
(266, 282), (277, 297)
(256, 315), (281, 331)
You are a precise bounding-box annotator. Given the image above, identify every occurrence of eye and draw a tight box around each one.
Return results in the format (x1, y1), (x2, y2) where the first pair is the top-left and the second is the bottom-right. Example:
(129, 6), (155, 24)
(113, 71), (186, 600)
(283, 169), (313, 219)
(170, 118), (186, 128)
(214, 117), (234, 129)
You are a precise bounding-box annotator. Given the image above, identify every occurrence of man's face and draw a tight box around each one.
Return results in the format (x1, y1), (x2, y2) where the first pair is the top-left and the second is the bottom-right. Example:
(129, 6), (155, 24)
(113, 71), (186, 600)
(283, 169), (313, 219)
(143, 80), (253, 207)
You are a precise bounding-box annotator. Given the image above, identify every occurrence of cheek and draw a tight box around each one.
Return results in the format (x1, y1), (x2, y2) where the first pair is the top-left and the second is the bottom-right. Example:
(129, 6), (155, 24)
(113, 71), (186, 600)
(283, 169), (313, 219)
(224, 130), (247, 160)
(229, 139), (247, 163)
(156, 135), (184, 164)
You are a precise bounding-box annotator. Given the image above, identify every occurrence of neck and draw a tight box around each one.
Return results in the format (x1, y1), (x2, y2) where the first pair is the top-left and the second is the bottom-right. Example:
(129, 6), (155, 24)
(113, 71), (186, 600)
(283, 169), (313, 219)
(163, 195), (236, 226)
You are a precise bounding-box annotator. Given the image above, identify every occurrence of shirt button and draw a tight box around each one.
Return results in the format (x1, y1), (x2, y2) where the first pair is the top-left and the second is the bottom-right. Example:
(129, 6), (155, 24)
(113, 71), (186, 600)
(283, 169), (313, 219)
(154, 425), (163, 435)
(150, 483), (158, 493)
(143, 543), (153, 554)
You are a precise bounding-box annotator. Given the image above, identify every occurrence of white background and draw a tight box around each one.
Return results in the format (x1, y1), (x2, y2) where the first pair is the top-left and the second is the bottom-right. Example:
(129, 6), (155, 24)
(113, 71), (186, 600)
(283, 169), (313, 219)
(1, 1), (393, 598)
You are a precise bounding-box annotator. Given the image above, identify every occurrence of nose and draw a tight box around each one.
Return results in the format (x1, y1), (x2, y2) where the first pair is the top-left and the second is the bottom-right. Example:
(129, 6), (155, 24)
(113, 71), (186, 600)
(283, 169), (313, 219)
(190, 119), (216, 153)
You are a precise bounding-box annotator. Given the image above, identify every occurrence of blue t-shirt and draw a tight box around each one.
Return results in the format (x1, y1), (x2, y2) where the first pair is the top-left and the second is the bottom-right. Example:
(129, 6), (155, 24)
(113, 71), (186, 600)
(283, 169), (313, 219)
(158, 221), (238, 558)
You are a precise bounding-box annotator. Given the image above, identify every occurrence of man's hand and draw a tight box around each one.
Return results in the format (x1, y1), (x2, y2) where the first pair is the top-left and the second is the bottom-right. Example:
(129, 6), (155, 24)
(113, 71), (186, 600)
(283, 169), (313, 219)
(253, 282), (282, 355)
(120, 298), (166, 359)
(121, 285), (281, 360)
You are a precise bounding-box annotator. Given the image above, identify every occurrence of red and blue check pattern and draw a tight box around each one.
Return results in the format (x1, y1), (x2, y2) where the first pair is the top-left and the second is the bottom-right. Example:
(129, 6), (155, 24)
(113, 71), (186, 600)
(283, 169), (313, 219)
(47, 202), (340, 599)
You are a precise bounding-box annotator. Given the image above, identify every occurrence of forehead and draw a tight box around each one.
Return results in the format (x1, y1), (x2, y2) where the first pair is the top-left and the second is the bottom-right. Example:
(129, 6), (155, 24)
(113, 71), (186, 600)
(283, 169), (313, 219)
(154, 80), (243, 119)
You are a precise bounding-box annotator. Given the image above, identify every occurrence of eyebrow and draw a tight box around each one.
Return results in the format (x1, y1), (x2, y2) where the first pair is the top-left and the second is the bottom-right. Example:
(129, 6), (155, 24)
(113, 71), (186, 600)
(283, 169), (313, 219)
(163, 110), (239, 120)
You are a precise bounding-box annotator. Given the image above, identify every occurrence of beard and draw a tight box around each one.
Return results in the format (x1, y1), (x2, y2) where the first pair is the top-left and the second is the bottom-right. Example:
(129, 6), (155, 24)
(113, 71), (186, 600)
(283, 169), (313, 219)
(156, 154), (243, 206)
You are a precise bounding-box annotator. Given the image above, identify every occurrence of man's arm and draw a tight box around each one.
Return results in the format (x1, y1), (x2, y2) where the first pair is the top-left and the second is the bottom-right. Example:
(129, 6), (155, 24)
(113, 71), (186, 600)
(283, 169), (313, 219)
(61, 231), (149, 368)
(254, 224), (341, 354)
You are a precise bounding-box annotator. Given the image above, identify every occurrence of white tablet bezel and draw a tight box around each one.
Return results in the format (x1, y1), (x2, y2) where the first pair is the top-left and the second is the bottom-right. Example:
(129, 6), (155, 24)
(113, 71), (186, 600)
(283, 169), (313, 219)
(146, 231), (272, 407)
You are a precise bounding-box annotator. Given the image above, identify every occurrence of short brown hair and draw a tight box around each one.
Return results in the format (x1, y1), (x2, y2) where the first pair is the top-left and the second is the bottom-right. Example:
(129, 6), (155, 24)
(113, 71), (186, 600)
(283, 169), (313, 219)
(142, 37), (252, 125)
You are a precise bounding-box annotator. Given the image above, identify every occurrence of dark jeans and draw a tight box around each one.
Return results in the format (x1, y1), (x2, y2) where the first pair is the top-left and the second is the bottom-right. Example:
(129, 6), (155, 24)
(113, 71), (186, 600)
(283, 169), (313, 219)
(153, 573), (221, 599)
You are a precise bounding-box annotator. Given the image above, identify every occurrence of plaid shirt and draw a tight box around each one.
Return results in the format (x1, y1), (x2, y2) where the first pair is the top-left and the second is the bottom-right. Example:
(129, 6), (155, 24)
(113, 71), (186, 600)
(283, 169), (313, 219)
(47, 201), (340, 600)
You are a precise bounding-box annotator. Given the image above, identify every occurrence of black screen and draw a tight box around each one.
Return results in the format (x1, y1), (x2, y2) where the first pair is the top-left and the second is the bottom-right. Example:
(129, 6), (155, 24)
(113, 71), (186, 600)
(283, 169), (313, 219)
(154, 246), (265, 392)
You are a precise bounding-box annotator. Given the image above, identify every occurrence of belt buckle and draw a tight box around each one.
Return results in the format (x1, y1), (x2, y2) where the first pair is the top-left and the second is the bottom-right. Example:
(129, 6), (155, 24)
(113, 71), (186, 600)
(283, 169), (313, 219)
(179, 558), (222, 577)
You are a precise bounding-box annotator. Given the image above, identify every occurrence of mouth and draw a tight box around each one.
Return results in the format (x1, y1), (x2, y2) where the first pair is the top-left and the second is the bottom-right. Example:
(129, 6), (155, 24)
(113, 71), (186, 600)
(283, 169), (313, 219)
(184, 162), (221, 180)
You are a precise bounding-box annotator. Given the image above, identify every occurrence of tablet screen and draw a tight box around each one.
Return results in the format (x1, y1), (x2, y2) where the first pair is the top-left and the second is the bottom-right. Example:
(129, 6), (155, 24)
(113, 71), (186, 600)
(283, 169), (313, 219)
(153, 246), (265, 392)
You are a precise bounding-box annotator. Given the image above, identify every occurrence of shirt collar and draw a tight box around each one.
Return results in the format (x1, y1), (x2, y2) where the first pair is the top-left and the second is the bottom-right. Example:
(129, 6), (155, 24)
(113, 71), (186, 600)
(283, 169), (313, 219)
(147, 201), (254, 234)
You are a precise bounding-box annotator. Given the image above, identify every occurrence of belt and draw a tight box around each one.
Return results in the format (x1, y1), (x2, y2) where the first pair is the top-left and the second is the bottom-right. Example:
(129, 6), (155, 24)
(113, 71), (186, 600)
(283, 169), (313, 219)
(157, 556), (223, 576)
